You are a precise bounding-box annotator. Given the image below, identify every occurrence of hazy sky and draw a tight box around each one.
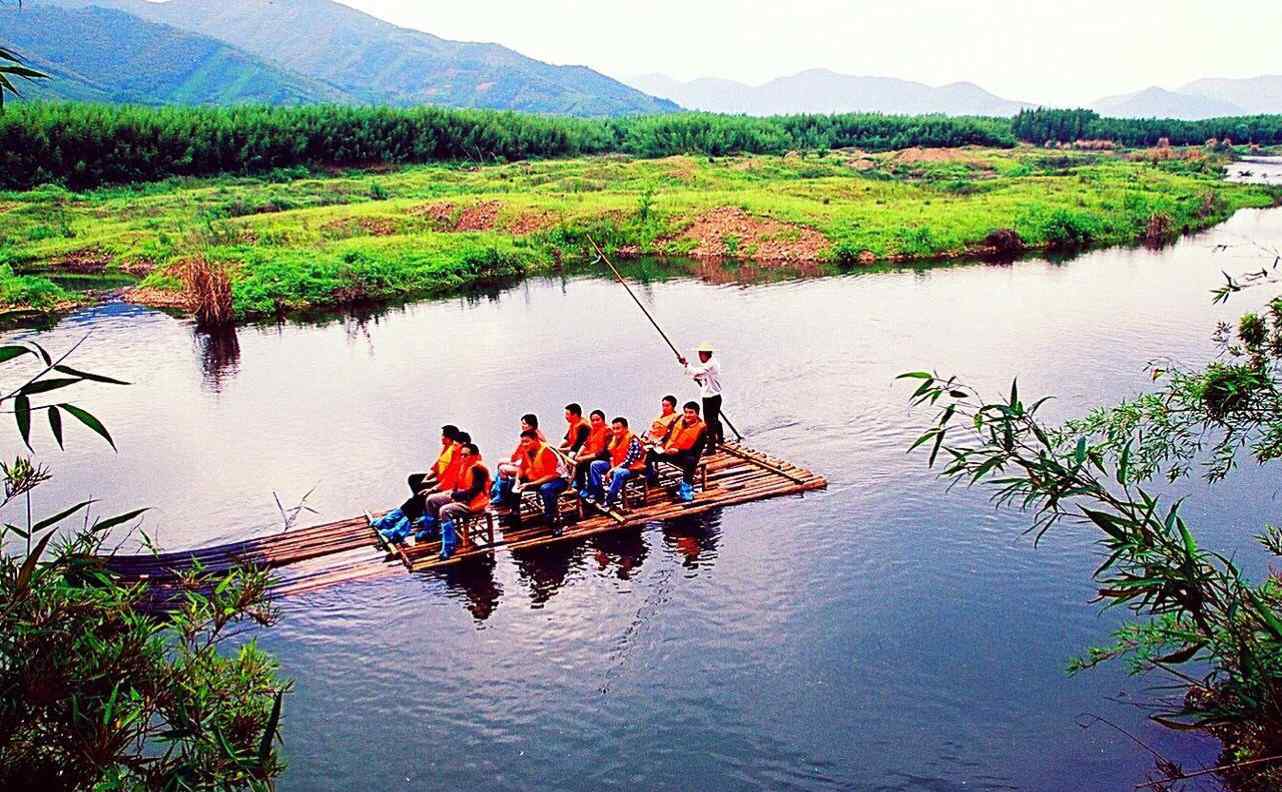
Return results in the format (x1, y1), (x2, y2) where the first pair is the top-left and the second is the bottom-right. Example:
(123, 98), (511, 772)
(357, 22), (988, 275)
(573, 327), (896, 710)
(338, 0), (1281, 105)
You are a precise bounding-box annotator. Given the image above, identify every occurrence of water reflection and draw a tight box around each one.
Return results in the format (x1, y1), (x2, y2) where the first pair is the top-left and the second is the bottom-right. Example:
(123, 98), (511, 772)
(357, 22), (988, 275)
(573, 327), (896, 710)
(422, 554), (504, 623)
(509, 540), (587, 608)
(588, 528), (649, 581)
(195, 325), (240, 392)
(659, 511), (723, 570)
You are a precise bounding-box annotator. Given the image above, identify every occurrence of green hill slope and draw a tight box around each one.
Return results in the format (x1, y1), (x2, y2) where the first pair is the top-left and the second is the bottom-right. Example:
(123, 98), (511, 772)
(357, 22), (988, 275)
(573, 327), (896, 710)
(96, 0), (679, 115)
(3, 4), (355, 106)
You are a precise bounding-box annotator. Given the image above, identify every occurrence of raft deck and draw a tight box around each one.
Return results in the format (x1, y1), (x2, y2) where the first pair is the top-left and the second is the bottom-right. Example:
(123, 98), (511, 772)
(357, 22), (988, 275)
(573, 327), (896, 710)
(104, 442), (826, 595)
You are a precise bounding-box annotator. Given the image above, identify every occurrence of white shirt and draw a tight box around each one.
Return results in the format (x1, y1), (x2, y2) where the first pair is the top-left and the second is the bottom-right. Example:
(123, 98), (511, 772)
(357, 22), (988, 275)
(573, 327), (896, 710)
(683, 356), (722, 398)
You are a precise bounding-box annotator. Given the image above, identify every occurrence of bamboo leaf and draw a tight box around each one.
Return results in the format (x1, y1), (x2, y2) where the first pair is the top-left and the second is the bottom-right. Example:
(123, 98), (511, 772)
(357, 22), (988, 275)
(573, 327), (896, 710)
(257, 691), (283, 763)
(19, 377), (83, 396)
(16, 529), (56, 593)
(15, 394), (31, 449)
(897, 371), (933, 380)
(47, 405), (63, 449)
(29, 341), (51, 365)
(32, 499), (95, 533)
(0, 345), (32, 363)
(92, 508), (149, 534)
(53, 364), (129, 385)
(59, 403), (116, 450)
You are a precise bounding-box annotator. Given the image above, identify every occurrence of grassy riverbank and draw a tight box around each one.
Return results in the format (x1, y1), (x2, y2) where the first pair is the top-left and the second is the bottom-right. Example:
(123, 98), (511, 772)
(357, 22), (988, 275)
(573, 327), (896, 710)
(1, 145), (1278, 318)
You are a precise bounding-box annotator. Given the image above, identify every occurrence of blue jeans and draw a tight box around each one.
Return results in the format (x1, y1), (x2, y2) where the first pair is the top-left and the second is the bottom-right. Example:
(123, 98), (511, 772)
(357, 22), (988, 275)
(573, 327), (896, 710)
(506, 478), (567, 525)
(589, 461), (634, 505)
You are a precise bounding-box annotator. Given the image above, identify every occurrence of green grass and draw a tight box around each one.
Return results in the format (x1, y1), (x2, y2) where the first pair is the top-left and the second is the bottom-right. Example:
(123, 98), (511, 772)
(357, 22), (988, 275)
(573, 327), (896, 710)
(1, 146), (1278, 318)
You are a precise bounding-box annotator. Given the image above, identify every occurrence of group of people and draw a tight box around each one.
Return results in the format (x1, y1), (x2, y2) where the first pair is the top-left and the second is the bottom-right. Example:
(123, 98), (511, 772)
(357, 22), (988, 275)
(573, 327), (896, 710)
(370, 344), (725, 561)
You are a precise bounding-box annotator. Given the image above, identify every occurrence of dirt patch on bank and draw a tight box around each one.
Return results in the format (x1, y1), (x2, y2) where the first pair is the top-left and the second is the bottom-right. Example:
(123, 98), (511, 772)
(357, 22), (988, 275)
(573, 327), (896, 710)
(670, 207), (829, 263)
(891, 147), (986, 165)
(323, 216), (399, 237)
(507, 211), (556, 236)
(123, 286), (195, 311)
(659, 155), (698, 182)
(456, 201), (501, 231)
(410, 200), (502, 232)
(0, 202), (18, 215)
(48, 248), (113, 273)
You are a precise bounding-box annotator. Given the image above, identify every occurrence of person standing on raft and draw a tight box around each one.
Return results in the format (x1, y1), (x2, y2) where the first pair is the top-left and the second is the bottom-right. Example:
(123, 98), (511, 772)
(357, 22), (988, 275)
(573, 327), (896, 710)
(677, 342), (723, 450)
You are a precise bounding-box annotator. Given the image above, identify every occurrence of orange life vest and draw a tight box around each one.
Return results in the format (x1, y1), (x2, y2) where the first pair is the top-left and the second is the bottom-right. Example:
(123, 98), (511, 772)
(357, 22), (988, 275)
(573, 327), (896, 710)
(456, 460), (491, 512)
(564, 417), (589, 447)
(582, 423), (610, 456)
(521, 443), (559, 481)
(649, 412), (680, 443)
(436, 443), (464, 490)
(608, 431), (645, 471)
(666, 419), (706, 452)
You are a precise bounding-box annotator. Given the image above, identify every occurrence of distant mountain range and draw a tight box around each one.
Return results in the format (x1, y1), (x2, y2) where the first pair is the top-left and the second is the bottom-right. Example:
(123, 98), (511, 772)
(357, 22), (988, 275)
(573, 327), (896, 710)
(4, 0), (1281, 120)
(12, 0), (677, 115)
(624, 70), (1033, 116)
(626, 70), (1282, 120)
(1094, 77), (1282, 119)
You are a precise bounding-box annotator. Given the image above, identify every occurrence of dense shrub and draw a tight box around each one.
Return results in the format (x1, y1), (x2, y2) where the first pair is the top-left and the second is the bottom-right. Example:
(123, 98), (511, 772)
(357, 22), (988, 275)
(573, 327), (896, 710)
(0, 102), (1017, 190)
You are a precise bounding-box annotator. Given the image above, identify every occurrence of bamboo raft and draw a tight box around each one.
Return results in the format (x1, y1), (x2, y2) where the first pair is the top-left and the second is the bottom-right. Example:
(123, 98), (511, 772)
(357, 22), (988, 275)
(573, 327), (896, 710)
(103, 442), (826, 596)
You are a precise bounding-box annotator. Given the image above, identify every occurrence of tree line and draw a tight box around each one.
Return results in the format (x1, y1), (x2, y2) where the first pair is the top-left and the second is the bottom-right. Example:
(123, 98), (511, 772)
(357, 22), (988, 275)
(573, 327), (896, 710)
(0, 103), (1015, 190)
(4, 102), (1281, 191)
(1013, 107), (1282, 147)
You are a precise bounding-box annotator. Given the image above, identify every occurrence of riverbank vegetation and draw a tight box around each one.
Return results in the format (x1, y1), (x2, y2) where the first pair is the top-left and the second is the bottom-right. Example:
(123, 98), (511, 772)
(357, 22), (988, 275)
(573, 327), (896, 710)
(904, 270), (1282, 789)
(2, 145), (1278, 319)
(0, 339), (290, 789)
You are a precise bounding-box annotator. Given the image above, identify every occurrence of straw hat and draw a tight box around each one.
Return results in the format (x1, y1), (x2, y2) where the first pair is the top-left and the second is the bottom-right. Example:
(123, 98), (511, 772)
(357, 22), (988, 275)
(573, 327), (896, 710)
(696, 341), (715, 353)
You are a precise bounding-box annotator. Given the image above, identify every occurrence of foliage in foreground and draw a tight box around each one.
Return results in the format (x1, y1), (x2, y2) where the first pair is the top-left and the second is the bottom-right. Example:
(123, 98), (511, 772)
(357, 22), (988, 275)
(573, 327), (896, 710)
(904, 264), (1282, 788)
(0, 339), (290, 790)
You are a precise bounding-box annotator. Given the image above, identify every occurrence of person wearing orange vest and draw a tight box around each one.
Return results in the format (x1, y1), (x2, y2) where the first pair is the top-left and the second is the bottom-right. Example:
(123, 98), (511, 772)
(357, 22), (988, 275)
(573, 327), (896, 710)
(419, 443), (492, 559)
(373, 425), (467, 538)
(585, 417), (646, 510)
(558, 403), (591, 455)
(569, 409), (610, 493)
(645, 401), (707, 502)
(491, 413), (546, 508)
(646, 395), (681, 448)
(501, 429), (568, 535)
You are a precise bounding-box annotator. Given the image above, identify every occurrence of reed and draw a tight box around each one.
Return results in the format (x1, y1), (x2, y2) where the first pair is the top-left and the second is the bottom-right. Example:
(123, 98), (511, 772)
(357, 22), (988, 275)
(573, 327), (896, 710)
(180, 255), (233, 327)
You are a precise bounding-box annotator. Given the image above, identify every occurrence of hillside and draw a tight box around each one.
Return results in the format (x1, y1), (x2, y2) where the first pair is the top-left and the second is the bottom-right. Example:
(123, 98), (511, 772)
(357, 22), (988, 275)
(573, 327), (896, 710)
(1182, 76), (1282, 115)
(83, 0), (677, 116)
(3, 4), (353, 105)
(1091, 86), (1246, 120)
(624, 70), (1030, 116)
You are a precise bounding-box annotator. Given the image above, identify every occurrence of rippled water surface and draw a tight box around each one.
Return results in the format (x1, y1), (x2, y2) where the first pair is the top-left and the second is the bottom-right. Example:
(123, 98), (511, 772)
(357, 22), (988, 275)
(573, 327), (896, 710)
(6, 201), (1282, 790)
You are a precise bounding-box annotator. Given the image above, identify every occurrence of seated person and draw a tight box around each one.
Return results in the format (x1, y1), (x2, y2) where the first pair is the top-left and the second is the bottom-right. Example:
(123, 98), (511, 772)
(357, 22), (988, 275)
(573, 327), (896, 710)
(645, 401), (707, 502)
(418, 443), (491, 560)
(408, 424), (460, 496)
(491, 414), (544, 507)
(500, 430), (568, 535)
(646, 395), (681, 448)
(570, 410), (610, 492)
(372, 425), (466, 535)
(585, 417), (646, 510)
(559, 403), (591, 454)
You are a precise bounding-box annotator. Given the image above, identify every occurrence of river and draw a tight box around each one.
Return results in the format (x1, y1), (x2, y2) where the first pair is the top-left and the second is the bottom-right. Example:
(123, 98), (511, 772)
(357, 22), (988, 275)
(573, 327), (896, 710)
(5, 161), (1282, 790)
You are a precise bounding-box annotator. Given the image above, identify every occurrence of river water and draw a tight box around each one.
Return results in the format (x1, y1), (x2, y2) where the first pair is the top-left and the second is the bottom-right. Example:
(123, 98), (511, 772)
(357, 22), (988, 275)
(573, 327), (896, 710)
(5, 170), (1282, 789)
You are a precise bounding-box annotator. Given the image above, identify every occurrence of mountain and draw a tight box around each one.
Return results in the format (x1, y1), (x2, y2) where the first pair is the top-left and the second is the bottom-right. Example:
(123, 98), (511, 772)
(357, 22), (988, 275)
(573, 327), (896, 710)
(623, 69), (1031, 116)
(1090, 86), (1246, 120)
(1181, 76), (1282, 115)
(79, 0), (677, 116)
(3, 3), (354, 105)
